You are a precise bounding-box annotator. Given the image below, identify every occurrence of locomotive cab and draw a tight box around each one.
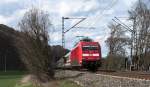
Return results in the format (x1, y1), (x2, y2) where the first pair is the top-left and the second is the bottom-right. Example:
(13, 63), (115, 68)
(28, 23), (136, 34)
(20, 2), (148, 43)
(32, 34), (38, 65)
(81, 42), (101, 70)
(69, 41), (101, 71)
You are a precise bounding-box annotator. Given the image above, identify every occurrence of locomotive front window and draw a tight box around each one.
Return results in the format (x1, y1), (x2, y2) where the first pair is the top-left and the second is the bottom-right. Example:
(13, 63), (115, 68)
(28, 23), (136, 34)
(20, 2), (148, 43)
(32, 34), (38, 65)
(82, 46), (98, 51)
(91, 47), (98, 50)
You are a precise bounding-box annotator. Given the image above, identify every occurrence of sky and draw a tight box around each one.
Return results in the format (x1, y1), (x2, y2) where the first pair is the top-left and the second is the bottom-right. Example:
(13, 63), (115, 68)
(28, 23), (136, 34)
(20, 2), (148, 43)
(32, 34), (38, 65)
(0, 0), (140, 57)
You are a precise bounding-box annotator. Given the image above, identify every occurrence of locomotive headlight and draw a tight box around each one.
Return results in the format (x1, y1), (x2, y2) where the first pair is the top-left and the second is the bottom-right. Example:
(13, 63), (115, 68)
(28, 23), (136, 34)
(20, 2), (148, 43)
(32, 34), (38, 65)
(93, 54), (99, 56)
(82, 54), (89, 56)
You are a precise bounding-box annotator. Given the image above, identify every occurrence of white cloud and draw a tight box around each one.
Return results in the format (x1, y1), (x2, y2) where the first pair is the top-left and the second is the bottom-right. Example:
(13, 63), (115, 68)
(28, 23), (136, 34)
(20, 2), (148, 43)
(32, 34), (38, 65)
(0, 0), (138, 57)
(0, 0), (19, 4)
(82, 0), (99, 12)
(51, 32), (62, 42)
(123, 0), (137, 9)
(57, 2), (71, 16)
(0, 15), (8, 24)
(3, 8), (28, 29)
(103, 9), (114, 15)
(0, 15), (14, 25)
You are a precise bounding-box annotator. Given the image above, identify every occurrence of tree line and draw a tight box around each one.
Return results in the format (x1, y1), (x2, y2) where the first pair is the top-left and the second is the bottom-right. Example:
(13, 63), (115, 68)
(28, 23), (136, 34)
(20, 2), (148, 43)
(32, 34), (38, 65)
(0, 9), (69, 82)
(103, 0), (150, 71)
(0, 0), (149, 84)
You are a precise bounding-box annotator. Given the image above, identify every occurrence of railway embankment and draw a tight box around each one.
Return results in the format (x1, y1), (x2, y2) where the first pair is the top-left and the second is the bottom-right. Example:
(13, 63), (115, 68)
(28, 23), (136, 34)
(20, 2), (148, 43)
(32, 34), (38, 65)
(55, 70), (150, 87)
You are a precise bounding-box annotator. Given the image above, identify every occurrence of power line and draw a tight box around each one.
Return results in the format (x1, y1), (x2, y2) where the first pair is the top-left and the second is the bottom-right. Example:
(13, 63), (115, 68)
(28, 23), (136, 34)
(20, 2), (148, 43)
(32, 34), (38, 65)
(112, 19), (131, 32)
(64, 18), (86, 33)
(114, 17), (133, 32)
(72, 0), (119, 42)
(112, 16), (135, 33)
(62, 17), (87, 49)
(86, 0), (119, 28)
(73, 27), (95, 29)
(77, 0), (118, 28)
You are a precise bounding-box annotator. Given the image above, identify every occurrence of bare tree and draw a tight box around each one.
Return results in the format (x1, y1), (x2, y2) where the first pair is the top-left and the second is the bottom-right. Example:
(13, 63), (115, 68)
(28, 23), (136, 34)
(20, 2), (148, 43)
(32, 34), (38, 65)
(129, 0), (150, 70)
(17, 8), (53, 82)
(104, 55), (126, 70)
(105, 23), (129, 70)
(105, 23), (128, 56)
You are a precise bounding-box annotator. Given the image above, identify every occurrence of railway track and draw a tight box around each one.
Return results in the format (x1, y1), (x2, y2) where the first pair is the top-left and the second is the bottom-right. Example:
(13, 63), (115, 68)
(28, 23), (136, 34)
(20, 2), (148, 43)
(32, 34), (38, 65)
(96, 70), (150, 80)
(56, 67), (150, 80)
(56, 67), (115, 71)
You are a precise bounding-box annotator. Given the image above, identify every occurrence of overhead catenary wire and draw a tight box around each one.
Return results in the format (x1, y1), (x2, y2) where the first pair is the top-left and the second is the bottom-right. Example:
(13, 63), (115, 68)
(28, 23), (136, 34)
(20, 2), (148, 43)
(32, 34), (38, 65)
(83, 0), (119, 28)
(78, 0), (119, 41)
(112, 19), (133, 33)
(115, 17), (132, 29)
(64, 18), (86, 33)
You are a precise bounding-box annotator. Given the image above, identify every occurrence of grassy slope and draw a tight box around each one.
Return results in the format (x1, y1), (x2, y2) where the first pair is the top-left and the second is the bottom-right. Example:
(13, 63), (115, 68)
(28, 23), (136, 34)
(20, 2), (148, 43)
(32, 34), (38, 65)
(0, 71), (26, 87)
(60, 80), (80, 87)
(0, 75), (21, 87)
(0, 71), (81, 87)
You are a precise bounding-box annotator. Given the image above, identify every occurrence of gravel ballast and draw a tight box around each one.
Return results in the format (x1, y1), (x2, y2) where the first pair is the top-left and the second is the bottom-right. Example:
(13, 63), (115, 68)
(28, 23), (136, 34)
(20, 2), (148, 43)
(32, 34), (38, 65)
(55, 70), (150, 87)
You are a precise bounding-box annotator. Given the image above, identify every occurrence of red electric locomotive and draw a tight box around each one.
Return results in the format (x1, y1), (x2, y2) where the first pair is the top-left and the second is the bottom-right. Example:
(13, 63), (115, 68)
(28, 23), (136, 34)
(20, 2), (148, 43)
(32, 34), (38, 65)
(67, 41), (101, 70)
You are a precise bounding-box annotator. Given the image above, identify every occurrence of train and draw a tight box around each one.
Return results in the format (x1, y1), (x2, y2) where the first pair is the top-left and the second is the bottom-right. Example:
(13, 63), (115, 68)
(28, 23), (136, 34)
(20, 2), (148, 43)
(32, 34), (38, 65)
(65, 41), (101, 71)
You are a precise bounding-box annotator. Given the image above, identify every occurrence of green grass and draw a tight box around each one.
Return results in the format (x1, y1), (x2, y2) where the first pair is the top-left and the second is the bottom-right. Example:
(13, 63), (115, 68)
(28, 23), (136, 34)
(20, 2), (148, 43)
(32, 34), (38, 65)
(60, 80), (81, 87)
(0, 71), (81, 87)
(0, 71), (30, 87)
